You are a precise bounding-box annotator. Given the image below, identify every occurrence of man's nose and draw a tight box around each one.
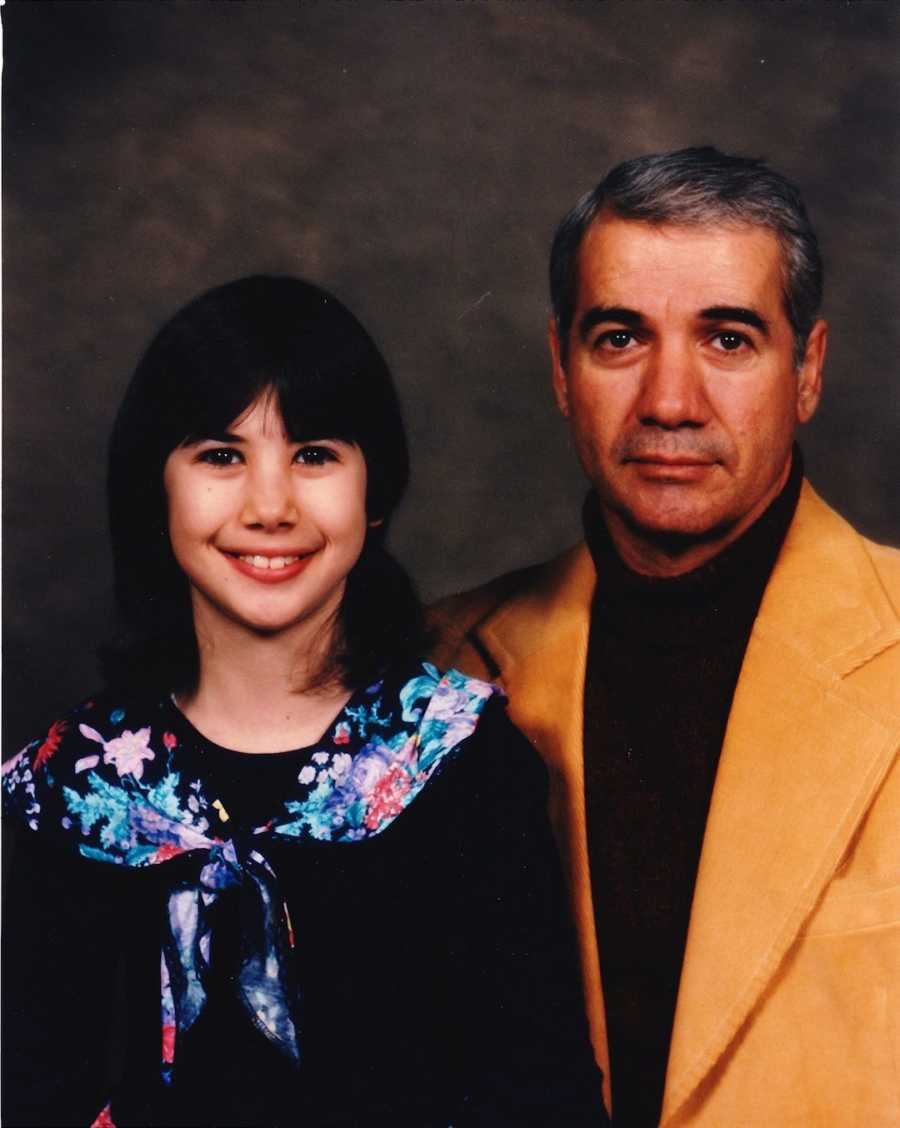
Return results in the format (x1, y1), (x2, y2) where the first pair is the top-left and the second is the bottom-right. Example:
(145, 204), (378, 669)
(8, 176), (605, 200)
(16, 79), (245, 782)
(636, 340), (712, 429)
(240, 465), (299, 530)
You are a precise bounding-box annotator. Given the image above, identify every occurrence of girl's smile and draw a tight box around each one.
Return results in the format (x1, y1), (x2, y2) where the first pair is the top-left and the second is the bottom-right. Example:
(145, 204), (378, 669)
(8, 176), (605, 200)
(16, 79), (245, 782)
(163, 391), (368, 640)
(224, 550), (315, 583)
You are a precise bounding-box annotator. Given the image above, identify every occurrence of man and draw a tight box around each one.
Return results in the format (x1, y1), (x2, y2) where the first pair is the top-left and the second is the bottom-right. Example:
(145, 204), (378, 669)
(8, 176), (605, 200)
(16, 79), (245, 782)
(431, 149), (900, 1126)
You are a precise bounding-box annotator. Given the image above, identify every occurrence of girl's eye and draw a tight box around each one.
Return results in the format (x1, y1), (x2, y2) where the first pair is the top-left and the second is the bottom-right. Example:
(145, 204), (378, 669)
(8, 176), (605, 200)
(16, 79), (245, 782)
(197, 447), (243, 466)
(294, 445), (338, 467)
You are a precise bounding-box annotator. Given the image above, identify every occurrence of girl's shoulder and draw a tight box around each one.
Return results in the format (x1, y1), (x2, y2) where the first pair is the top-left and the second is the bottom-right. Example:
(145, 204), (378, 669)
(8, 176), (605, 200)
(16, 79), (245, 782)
(322, 660), (502, 761)
(389, 659), (501, 746)
(5, 686), (170, 766)
(268, 662), (506, 844)
(2, 689), (184, 843)
(375, 660), (545, 804)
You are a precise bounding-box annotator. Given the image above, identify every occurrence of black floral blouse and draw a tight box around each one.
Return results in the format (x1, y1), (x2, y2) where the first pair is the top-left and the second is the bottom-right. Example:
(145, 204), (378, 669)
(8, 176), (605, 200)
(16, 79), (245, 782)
(3, 662), (606, 1127)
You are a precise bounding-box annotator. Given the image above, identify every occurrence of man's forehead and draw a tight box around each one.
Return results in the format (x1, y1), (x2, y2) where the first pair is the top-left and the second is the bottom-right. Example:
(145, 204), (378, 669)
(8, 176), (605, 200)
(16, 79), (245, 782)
(575, 216), (785, 309)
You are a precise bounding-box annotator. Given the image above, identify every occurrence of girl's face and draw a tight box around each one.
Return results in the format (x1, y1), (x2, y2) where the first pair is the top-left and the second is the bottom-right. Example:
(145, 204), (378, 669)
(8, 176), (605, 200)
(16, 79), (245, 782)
(163, 392), (368, 644)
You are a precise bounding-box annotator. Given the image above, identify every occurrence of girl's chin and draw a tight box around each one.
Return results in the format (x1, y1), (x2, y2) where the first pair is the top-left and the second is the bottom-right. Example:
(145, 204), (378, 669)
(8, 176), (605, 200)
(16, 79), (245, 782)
(194, 598), (341, 643)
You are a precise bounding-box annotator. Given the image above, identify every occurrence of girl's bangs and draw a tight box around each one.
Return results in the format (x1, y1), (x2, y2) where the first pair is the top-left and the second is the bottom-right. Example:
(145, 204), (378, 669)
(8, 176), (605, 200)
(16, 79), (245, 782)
(273, 365), (365, 446)
(176, 361), (364, 449)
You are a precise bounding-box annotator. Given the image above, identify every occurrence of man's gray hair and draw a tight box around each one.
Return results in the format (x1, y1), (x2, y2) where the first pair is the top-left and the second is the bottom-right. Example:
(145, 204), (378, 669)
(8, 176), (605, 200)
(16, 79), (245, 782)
(549, 147), (823, 368)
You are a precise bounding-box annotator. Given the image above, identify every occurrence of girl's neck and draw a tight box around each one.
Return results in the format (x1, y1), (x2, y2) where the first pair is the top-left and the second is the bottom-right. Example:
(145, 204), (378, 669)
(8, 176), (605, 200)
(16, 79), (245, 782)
(177, 615), (352, 755)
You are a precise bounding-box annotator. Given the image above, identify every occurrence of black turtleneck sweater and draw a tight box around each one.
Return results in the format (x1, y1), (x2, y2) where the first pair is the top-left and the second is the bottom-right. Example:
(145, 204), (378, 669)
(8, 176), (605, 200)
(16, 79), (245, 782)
(582, 453), (803, 1127)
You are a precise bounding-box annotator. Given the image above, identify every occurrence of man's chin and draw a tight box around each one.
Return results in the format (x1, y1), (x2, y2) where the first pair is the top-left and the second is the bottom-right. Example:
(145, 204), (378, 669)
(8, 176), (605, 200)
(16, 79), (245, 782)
(614, 504), (739, 554)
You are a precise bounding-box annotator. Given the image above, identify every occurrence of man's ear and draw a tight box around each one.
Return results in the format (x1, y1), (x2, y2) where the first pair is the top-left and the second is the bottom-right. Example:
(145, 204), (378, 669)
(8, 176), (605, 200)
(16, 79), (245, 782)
(796, 318), (827, 424)
(548, 317), (570, 417)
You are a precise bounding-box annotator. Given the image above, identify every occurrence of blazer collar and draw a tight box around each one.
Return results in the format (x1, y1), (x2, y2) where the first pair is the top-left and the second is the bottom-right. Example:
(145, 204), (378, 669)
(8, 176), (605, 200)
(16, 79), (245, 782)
(662, 483), (900, 1121)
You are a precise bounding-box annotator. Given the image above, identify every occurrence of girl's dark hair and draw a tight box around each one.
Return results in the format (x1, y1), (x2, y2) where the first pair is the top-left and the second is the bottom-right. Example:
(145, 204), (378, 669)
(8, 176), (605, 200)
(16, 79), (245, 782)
(101, 275), (423, 694)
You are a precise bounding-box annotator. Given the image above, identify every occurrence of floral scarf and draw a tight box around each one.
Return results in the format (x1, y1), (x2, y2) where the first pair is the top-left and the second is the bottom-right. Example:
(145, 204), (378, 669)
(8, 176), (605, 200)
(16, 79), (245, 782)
(3, 663), (497, 1095)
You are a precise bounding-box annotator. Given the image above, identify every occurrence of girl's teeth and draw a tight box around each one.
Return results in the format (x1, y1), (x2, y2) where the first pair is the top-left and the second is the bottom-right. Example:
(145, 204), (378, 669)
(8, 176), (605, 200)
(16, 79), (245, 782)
(238, 554), (299, 570)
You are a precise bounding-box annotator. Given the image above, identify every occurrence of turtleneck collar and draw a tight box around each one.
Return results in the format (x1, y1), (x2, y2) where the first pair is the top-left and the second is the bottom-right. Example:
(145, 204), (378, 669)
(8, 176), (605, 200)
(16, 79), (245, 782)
(583, 447), (804, 648)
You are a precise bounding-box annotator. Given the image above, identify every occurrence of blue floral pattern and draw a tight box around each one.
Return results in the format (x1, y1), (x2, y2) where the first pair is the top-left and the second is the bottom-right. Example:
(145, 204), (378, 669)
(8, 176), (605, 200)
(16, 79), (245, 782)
(2, 663), (498, 1088)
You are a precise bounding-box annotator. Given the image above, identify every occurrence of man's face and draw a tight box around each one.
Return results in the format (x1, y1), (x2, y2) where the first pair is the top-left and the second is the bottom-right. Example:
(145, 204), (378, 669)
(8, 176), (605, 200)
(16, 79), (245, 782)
(550, 216), (826, 573)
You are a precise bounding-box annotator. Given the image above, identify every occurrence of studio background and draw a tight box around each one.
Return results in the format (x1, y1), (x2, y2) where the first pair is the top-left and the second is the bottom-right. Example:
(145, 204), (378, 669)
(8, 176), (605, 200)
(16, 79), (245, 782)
(4, 0), (898, 753)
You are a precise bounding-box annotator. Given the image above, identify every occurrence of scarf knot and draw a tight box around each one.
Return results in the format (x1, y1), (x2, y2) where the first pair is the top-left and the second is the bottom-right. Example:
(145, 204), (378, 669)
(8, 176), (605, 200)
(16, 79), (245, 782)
(162, 834), (300, 1077)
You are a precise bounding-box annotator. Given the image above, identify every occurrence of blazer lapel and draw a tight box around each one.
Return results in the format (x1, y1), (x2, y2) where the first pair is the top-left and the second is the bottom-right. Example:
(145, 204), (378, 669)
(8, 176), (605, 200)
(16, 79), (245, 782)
(662, 485), (900, 1122)
(477, 545), (613, 1110)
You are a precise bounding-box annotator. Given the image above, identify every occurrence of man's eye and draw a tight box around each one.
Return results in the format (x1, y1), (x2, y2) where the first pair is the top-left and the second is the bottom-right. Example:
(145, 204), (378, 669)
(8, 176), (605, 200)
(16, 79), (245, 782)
(713, 331), (747, 352)
(198, 447), (242, 466)
(598, 330), (636, 350)
(295, 445), (337, 466)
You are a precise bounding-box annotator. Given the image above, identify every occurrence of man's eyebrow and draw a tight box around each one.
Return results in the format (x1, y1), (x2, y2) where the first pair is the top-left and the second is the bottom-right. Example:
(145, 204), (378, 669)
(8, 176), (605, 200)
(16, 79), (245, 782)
(699, 306), (770, 336)
(577, 306), (645, 341)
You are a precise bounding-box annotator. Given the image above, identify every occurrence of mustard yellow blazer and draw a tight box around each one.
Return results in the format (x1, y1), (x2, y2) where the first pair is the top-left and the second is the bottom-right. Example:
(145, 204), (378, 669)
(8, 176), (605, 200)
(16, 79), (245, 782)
(431, 483), (900, 1125)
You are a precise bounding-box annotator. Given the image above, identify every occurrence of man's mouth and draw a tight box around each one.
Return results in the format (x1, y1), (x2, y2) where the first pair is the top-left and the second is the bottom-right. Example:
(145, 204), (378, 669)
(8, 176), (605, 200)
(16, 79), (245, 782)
(625, 455), (718, 482)
(626, 454), (715, 466)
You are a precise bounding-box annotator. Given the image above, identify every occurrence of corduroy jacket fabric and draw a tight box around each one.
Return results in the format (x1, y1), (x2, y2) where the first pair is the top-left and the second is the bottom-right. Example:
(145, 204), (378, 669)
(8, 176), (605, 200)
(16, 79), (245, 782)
(430, 482), (900, 1126)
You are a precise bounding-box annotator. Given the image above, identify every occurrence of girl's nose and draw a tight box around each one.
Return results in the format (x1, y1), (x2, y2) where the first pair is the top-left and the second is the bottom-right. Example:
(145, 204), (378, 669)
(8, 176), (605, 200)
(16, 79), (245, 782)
(240, 467), (299, 531)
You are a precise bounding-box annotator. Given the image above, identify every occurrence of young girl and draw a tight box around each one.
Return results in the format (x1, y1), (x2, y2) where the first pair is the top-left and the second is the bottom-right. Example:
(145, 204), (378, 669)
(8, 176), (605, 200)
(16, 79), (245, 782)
(2, 277), (605, 1127)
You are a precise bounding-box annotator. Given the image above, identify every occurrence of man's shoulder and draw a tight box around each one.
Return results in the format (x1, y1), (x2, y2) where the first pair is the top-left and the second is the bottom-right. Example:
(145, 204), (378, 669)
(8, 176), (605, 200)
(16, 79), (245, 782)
(860, 535), (900, 595)
(764, 483), (900, 705)
(854, 534), (900, 671)
(428, 543), (594, 675)
(792, 482), (900, 604)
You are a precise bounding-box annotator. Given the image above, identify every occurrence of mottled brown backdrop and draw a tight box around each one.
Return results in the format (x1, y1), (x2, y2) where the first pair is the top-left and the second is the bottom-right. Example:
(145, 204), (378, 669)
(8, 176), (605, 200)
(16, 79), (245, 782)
(4, 0), (898, 751)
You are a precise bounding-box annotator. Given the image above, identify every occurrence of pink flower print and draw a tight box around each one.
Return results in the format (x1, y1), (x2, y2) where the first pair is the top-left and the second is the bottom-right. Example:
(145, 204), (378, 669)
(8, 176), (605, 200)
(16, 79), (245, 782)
(2, 748), (28, 776)
(33, 719), (68, 772)
(350, 745), (392, 794)
(163, 732), (178, 751)
(441, 717), (479, 750)
(330, 752), (352, 781)
(364, 763), (412, 831)
(103, 728), (155, 779)
(161, 1023), (176, 1064)
(90, 1103), (116, 1128)
(333, 722), (351, 745)
(393, 735), (417, 769)
(78, 724), (155, 779)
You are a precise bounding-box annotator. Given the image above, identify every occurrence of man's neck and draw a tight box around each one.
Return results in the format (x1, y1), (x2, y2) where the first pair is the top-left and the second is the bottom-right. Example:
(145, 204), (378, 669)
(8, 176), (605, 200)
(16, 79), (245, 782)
(602, 516), (748, 577)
